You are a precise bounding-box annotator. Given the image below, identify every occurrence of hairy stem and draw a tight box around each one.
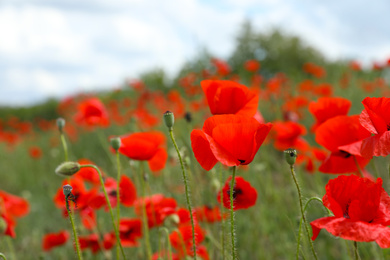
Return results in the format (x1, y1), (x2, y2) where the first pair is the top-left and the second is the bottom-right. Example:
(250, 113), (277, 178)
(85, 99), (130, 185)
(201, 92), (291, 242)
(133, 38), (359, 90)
(230, 166), (237, 260)
(66, 199), (83, 260)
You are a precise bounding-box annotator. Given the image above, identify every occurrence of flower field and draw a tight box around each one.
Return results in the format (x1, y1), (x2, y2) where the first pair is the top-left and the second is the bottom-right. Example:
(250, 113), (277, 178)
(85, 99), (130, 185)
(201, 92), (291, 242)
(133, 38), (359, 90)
(1, 49), (390, 260)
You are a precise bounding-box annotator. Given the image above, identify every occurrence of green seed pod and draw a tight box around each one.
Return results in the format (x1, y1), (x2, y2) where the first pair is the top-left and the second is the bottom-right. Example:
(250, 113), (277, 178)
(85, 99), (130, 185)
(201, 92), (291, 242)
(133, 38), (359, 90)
(55, 162), (81, 177)
(284, 148), (297, 166)
(56, 118), (66, 133)
(164, 213), (180, 227)
(63, 184), (73, 197)
(163, 111), (175, 131)
(110, 137), (121, 151)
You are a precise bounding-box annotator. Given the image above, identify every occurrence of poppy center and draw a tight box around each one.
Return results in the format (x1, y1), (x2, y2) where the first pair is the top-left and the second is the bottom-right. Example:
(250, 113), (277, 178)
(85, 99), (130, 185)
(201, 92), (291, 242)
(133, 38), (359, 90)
(238, 159), (246, 164)
(123, 228), (134, 237)
(339, 150), (351, 158)
(109, 190), (117, 197)
(226, 188), (243, 199)
(387, 124), (390, 131)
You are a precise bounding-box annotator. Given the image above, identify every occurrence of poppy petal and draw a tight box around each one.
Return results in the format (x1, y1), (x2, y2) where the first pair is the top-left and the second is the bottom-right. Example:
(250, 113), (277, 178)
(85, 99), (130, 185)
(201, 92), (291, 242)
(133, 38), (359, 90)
(361, 131), (390, 158)
(148, 147), (168, 172)
(190, 130), (218, 171)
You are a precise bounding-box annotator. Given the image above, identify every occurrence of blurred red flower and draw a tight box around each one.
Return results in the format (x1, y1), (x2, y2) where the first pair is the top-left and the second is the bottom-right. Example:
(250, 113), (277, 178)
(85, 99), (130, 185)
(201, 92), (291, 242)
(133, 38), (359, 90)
(119, 131), (168, 172)
(303, 62), (326, 78)
(29, 146), (42, 159)
(170, 224), (206, 258)
(311, 175), (390, 248)
(211, 58), (231, 76)
(359, 97), (390, 158)
(119, 218), (142, 247)
(195, 205), (226, 223)
(191, 115), (272, 171)
(0, 190), (29, 238)
(315, 115), (371, 174)
(201, 80), (259, 117)
(244, 59), (260, 72)
(271, 121), (309, 151)
(79, 233), (116, 254)
(134, 194), (177, 228)
(74, 98), (110, 127)
(42, 230), (69, 251)
(217, 176), (257, 210)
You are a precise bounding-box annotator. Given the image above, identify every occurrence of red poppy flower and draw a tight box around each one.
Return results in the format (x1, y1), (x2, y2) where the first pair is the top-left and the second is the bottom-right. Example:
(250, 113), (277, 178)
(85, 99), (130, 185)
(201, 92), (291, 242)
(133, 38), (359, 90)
(152, 251), (179, 260)
(42, 230), (69, 251)
(359, 97), (390, 158)
(0, 190), (30, 218)
(76, 159), (102, 185)
(195, 205), (226, 223)
(309, 97), (351, 131)
(303, 62), (326, 78)
(29, 146), (42, 159)
(119, 218), (143, 247)
(271, 121), (309, 151)
(311, 175), (390, 248)
(315, 115), (371, 174)
(201, 80), (260, 117)
(119, 131), (168, 172)
(134, 194), (177, 228)
(211, 58), (231, 76)
(191, 115), (272, 171)
(244, 59), (260, 72)
(217, 176), (257, 210)
(74, 98), (110, 127)
(170, 224), (206, 257)
(79, 233), (116, 253)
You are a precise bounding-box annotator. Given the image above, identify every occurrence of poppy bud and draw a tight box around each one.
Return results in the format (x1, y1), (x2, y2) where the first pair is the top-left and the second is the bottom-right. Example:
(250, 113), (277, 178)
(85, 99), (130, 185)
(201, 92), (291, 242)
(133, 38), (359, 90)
(63, 184), (73, 197)
(164, 214), (180, 227)
(110, 137), (121, 151)
(284, 148), (297, 166)
(211, 178), (221, 194)
(163, 111), (174, 131)
(56, 118), (66, 133)
(55, 162), (81, 177)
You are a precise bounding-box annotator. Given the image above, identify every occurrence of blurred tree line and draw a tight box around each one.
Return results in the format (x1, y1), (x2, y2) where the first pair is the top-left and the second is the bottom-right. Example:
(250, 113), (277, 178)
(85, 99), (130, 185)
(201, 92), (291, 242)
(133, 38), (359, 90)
(0, 21), (367, 121)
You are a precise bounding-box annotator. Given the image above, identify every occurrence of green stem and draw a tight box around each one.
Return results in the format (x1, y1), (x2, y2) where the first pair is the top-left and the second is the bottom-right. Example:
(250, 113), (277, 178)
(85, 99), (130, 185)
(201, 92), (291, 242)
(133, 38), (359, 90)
(296, 197), (332, 260)
(116, 150), (121, 260)
(66, 200), (83, 260)
(60, 133), (68, 161)
(80, 165), (126, 259)
(5, 237), (14, 260)
(354, 241), (359, 260)
(220, 163), (225, 260)
(160, 227), (173, 260)
(168, 130), (197, 259)
(230, 166), (237, 260)
(139, 162), (153, 260)
(289, 165), (317, 260)
(0, 253), (7, 260)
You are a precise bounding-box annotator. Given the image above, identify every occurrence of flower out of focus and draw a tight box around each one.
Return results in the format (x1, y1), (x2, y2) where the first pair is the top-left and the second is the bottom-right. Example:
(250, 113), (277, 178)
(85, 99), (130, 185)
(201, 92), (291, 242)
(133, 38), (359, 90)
(74, 98), (110, 128)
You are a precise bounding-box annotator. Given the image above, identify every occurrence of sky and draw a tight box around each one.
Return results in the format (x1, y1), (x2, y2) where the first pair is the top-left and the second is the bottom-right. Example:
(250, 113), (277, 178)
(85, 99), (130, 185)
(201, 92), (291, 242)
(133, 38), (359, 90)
(1, 0), (389, 106)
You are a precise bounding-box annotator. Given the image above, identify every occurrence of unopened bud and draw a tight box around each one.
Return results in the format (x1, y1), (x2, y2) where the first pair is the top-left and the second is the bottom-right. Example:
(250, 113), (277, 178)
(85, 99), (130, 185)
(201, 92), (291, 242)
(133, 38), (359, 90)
(284, 148), (297, 166)
(55, 162), (81, 177)
(110, 137), (121, 151)
(63, 184), (73, 197)
(163, 111), (174, 131)
(164, 214), (180, 227)
(56, 118), (66, 133)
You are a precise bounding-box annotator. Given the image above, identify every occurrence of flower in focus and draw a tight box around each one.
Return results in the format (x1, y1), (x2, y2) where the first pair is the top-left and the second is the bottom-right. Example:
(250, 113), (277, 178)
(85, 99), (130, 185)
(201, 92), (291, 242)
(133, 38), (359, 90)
(315, 115), (371, 174)
(118, 131), (168, 172)
(217, 176), (257, 210)
(42, 230), (69, 251)
(359, 97), (390, 158)
(74, 98), (110, 127)
(191, 115), (272, 171)
(311, 175), (390, 248)
(201, 80), (260, 117)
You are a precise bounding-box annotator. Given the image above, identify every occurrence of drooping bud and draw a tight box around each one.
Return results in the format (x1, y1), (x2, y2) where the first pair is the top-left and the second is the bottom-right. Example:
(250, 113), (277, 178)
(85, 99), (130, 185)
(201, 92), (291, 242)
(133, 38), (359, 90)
(110, 137), (121, 151)
(63, 184), (73, 197)
(164, 214), (180, 227)
(163, 111), (174, 131)
(284, 148), (297, 166)
(55, 162), (81, 177)
(56, 118), (66, 133)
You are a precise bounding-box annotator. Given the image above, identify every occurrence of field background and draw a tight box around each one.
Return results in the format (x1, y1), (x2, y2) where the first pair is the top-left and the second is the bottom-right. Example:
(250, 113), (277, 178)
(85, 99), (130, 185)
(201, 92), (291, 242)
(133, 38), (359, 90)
(1, 25), (390, 259)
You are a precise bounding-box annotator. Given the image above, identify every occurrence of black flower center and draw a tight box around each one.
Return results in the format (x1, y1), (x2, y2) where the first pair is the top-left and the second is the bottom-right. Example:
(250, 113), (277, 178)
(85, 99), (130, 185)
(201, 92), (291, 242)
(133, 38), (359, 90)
(339, 150), (351, 158)
(226, 188), (243, 199)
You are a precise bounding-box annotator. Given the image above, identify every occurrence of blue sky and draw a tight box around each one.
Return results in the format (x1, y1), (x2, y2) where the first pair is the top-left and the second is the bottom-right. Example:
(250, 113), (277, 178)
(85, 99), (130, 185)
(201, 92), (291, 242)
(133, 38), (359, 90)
(1, 0), (389, 106)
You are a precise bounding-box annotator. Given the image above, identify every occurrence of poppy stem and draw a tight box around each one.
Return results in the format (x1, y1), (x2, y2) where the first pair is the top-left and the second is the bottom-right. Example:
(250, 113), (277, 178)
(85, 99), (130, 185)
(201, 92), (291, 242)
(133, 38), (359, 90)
(65, 199), (83, 260)
(139, 162), (153, 260)
(0, 253), (7, 260)
(353, 241), (359, 260)
(4, 237), (15, 260)
(80, 165), (126, 260)
(168, 130), (197, 259)
(220, 163), (226, 260)
(115, 150), (121, 260)
(289, 165), (318, 260)
(60, 133), (68, 162)
(160, 227), (173, 260)
(353, 156), (363, 177)
(230, 166), (237, 260)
